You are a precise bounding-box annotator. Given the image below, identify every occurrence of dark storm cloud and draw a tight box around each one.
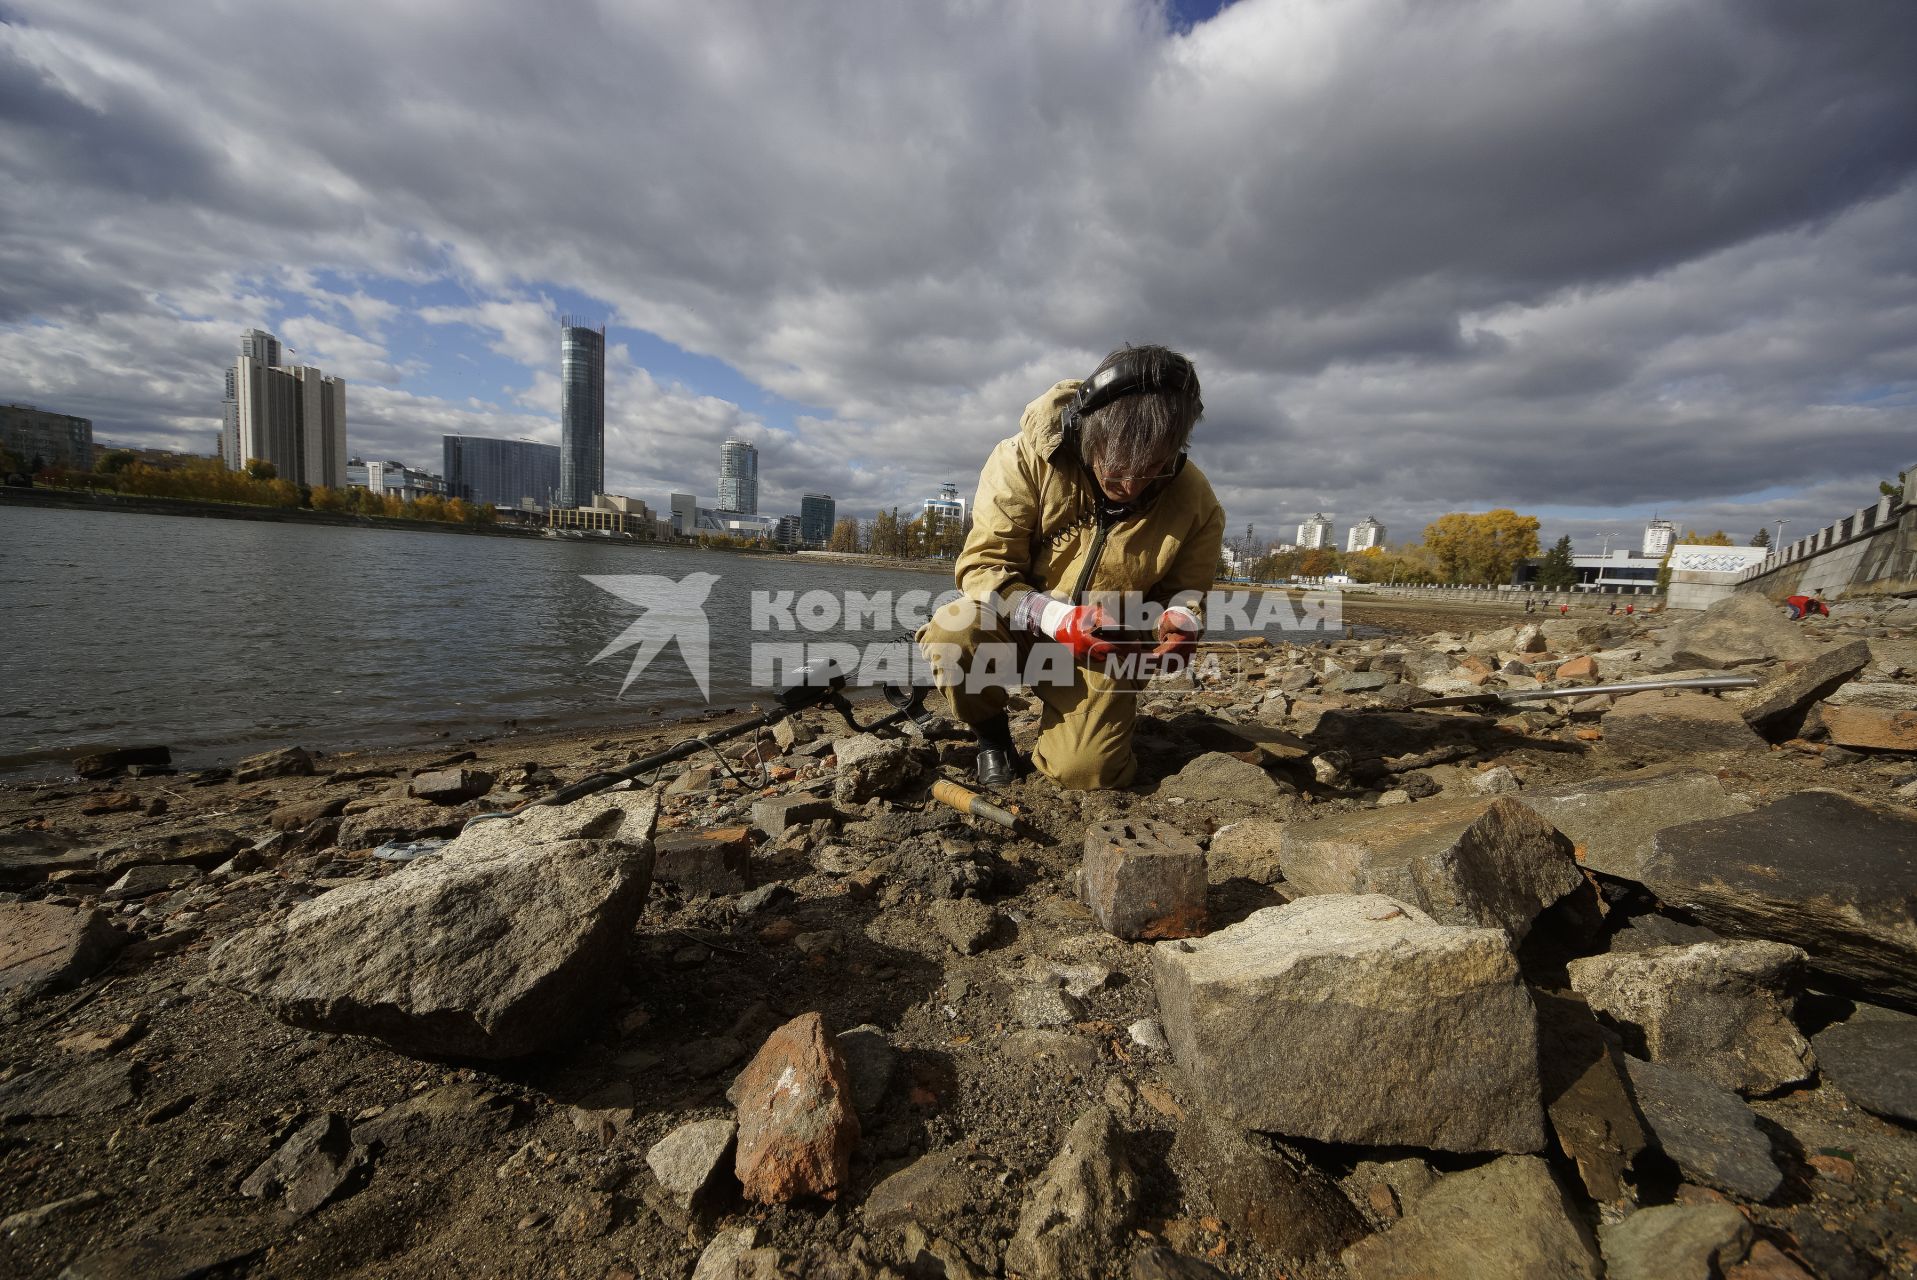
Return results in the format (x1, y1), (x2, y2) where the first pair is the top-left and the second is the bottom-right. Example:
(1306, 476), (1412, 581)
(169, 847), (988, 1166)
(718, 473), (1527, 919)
(0, 0), (1912, 548)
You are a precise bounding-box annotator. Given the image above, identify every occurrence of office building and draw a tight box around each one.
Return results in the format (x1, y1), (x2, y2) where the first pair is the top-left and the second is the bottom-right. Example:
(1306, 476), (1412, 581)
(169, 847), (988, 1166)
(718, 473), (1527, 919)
(1, 404), (93, 473)
(1642, 517), (1677, 559)
(718, 439), (758, 514)
(670, 492), (699, 538)
(443, 435), (561, 511)
(1297, 513), (1335, 549)
(800, 493), (835, 547)
(1346, 516), (1386, 552)
(348, 458), (446, 502)
(774, 514), (804, 549)
(220, 330), (346, 487)
(923, 483), (967, 525)
(559, 319), (605, 509)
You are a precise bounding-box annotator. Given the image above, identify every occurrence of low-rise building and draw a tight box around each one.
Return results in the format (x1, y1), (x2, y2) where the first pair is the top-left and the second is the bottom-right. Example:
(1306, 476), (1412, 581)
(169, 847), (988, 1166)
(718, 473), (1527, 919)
(549, 493), (660, 537)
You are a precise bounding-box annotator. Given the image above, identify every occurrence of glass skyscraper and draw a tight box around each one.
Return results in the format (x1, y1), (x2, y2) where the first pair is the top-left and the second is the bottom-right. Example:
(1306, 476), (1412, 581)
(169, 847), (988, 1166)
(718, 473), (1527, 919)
(800, 493), (835, 546)
(718, 438), (758, 514)
(444, 435), (562, 511)
(559, 320), (605, 509)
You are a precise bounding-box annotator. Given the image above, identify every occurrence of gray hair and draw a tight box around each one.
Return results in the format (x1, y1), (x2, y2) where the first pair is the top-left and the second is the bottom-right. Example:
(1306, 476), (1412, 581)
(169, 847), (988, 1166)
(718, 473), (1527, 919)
(1077, 344), (1204, 478)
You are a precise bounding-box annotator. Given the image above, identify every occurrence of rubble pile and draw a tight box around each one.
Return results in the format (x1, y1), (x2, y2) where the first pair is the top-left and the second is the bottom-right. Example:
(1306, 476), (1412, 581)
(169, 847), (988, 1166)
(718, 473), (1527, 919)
(2, 592), (1915, 1279)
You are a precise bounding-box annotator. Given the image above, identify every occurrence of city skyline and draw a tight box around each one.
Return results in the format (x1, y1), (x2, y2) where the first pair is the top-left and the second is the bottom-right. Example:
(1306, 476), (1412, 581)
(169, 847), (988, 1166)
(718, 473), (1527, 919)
(3, 2), (1912, 550)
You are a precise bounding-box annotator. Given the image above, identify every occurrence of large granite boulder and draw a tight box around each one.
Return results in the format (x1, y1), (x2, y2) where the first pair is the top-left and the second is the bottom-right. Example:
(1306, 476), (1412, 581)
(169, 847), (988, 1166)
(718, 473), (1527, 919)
(1278, 797), (1582, 940)
(1152, 895), (1545, 1153)
(1640, 791), (1917, 1010)
(1737, 639), (1871, 734)
(1512, 768), (1751, 882)
(208, 790), (659, 1058)
(1623, 1057), (1782, 1202)
(1568, 941), (1815, 1095)
(1661, 595), (1821, 669)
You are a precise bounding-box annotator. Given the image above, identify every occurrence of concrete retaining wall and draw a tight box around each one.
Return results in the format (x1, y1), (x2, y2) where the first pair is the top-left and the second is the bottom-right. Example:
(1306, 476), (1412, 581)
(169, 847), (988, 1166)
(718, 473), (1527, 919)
(1735, 465), (1917, 602)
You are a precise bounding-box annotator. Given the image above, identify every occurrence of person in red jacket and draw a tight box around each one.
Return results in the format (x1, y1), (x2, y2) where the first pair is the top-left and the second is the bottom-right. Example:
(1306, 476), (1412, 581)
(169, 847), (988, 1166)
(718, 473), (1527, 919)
(1784, 591), (1829, 619)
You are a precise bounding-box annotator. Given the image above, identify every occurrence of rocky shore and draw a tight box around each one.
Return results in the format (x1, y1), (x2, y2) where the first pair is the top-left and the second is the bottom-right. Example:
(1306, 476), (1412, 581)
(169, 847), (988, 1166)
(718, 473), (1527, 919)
(3, 593), (1915, 1279)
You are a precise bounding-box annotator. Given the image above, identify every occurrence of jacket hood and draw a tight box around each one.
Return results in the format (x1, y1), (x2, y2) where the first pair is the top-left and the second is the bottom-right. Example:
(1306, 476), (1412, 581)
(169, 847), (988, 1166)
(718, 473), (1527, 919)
(1019, 380), (1081, 461)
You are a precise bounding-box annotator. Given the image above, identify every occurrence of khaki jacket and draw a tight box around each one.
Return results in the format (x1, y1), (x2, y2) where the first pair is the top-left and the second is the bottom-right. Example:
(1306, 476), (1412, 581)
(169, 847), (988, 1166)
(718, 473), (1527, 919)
(954, 380), (1227, 626)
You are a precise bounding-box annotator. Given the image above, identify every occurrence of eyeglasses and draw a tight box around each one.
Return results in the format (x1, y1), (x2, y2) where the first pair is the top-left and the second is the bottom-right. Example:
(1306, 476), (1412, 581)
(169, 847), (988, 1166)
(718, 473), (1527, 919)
(1092, 454), (1181, 487)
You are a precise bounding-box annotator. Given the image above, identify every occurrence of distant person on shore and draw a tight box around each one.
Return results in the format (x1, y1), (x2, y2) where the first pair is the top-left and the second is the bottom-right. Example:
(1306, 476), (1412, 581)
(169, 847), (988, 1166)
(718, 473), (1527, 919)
(1525, 598), (1536, 614)
(1608, 601), (1617, 615)
(918, 344), (1224, 789)
(1559, 602), (1570, 615)
(1625, 603), (1635, 615)
(1784, 590), (1829, 619)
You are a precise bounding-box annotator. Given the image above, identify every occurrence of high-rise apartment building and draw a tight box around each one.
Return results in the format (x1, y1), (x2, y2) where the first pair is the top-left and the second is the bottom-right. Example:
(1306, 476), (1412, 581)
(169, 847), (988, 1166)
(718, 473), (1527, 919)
(0, 403), (92, 472)
(559, 320), (605, 509)
(800, 493), (835, 546)
(923, 483), (967, 525)
(718, 439), (758, 514)
(443, 435), (561, 511)
(220, 330), (346, 486)
(1297, 513), (1335, 549)
(1642, 518), (1677, 559)
(1346, 516), (1386, 552)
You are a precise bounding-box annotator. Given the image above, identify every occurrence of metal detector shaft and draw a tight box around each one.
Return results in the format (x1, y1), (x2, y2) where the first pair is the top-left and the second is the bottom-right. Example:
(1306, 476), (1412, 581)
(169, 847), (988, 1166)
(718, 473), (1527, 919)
(1419, 673), (1760, 709)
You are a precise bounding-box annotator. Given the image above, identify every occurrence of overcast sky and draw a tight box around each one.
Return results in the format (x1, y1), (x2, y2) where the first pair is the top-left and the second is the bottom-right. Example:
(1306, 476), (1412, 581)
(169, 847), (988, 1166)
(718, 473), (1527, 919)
(3, 0), (1913, 552)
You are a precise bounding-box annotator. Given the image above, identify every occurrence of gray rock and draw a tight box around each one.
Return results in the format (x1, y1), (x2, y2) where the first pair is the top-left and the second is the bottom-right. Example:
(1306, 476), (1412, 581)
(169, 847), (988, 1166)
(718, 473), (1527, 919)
(1568, 941), (1815, 1095)
(355, 1083), (518, 1150)
(1601, 691), (1768, 760)
(646, 1117), (737, 1211)
(1205, 817), (1286, 884)
(233, 745), (316, 783)
(690, 1225), (781, 1280)
(1014, 982), (1086, 1029)
(1277, 796), (1581, 940)
(836, 1024), (897, 1119)
(928, 897), (999, 954)
(1157, 753), (1293, 808)
(1512, 768), (1751, 882)
(1080, 818), (1207, 941)
(1822, 679), (1917, 709)
(749, 791), (834, 837)
(1599, 1203), (1753, 1280)
(832, 733), (930, 804)
(1130, 1248), (1232, 1280)
(103, 864), (201, 900)
(1340, 1155), (1601, 1280)
(862, 1148), (981, 1229)
(1005, 1106), (1139, 1280)
(98, 828), (246, 873)
(0, 903), (126, 1003)
(409, 768), (495, 804)
(1194, 1122), (1365, 1261)
(1738, 639), (1872, 734)
(0, 830), (98, 888)
(1623, 1056), (1782, 1202)
(54, 1216), (265, 1280)
(207, 790), (658, 1058)
(0, 1059), (137, 1120)
(1330, 670), (1393, 693)
(238, 1113), (366, 1216)
(1811, 1010), (1917, 1123)
(0, 1190), (105, 1235)
(1641, 791), (1917, 1010)
(1662, 594), (1822, 669)
(1152, 895), (1545, 1153)
(1472, 765), (1522, 795)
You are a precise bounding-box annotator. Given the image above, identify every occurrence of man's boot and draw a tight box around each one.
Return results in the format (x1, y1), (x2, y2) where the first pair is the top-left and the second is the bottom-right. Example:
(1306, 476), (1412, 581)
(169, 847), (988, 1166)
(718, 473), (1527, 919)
(972, 711), (1022, 789)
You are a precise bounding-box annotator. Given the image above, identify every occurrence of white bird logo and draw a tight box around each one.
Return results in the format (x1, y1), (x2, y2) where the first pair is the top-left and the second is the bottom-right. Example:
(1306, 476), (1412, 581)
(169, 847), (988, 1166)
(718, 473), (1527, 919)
(582, 572), (720, 700)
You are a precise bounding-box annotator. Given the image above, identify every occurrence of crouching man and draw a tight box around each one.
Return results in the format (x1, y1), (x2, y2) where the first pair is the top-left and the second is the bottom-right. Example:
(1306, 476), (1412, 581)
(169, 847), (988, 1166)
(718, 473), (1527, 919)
(917, 344), (1225, 790)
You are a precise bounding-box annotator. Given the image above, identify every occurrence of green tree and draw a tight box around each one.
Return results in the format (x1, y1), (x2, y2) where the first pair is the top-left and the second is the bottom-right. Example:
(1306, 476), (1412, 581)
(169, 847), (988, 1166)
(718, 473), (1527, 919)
(97, 449), (137, 475)
(244, 458), (277, 482)
(1881, 470), (1908, 499)
(1750, 527), (1770, 548)
(1537, 535), (1578, 589)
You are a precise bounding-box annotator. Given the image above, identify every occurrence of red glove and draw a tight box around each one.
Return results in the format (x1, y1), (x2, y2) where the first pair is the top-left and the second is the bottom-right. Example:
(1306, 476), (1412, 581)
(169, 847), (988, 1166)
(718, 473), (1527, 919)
(1149, 606), (1201, 670)
(1028, 597), (1117, 663)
